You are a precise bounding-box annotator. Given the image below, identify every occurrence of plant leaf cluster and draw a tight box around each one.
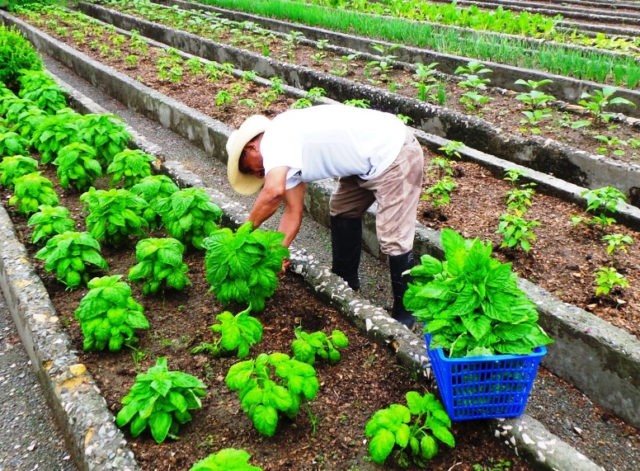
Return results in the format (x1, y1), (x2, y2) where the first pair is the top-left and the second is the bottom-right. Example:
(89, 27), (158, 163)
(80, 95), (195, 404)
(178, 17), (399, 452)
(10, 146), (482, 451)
(29, 108), (131, 167)
(578, 86), (636, 125)
(0, 154), (38, 188)
(35, 230), (108, 289)
(594, 266), (630, 297)
(155, 187), (222, 249)
(226, 352), (319, 437)
(1, 95), (30, 120)
(74, 274), (149, 351)
(0, 130), (30, 157)
(21, 84), (67, 115)
(8, 171), (58, 215)
(203, 222), (289, 311)
(404, 228), (553, 357)
(192, 306), (263, 359)
(0, 25), (43, 88)
(80, 187), (148, 247)
(497, 212), (541, 252)
(53, 142), (103, 192)
(107, 148), (155, 187)
(189, 448), (262, 471)
(17, 69), (58, 98)
(3, 98), (46, 140)
(128, 237), (191, 295)
(27, 204), (75, 245)
(30, 109), (80, 164)
(76, 113), (131, 166)
(116, 357), (206, 443)
(365, 391), (455, 467)
(129, 174), (179, 229)
(582, 186), (626, 216)
(291, 327), (349, 365)
(497, 174), (540, 253)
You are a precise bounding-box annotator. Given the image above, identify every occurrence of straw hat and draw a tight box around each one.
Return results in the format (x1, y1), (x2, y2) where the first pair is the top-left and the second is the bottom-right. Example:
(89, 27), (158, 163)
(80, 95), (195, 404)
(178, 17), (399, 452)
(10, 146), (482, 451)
(226, 115), (271, 195)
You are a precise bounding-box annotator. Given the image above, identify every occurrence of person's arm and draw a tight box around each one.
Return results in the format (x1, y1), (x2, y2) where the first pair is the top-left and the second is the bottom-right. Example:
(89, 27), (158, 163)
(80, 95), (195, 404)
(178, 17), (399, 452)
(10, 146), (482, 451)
(247, 166), (288, 229)
(278, 182), (305, 247)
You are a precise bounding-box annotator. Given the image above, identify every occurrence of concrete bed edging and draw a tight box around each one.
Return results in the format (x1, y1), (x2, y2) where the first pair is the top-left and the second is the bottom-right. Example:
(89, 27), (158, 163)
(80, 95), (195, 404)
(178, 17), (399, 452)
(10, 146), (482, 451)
(0, 208), (141, 470)
(3, 9), (638, 429)
(73, 2), (640, 206)
(0, 54), (604, 470)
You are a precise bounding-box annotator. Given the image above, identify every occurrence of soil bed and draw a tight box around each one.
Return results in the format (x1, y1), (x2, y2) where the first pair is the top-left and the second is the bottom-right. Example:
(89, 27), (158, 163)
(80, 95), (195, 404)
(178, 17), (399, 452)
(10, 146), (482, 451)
(0, 169), (533, 470)
(15, 10), (640, 340)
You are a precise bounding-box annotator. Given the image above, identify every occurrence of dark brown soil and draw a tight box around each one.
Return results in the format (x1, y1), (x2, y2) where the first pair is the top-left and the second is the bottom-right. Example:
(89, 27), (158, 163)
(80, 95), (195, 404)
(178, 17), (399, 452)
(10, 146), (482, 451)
(19, 8), (640, 340)
(419, 161), (640, 340)
(0, 170), (533, 471)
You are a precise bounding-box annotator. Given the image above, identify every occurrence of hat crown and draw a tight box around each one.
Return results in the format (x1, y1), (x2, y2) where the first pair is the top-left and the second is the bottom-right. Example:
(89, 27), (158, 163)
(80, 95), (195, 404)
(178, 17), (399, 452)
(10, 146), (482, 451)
(226, 115), (271, 195)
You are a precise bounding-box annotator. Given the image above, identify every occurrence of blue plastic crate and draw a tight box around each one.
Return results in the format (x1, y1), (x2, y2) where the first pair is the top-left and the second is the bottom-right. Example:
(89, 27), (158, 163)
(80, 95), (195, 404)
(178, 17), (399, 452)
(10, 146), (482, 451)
(425, 336), (546, 421)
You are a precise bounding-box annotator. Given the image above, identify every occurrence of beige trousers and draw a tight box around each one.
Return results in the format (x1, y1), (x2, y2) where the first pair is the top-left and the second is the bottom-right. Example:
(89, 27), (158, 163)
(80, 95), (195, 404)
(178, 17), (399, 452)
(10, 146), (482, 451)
(329, 130), (424, 256)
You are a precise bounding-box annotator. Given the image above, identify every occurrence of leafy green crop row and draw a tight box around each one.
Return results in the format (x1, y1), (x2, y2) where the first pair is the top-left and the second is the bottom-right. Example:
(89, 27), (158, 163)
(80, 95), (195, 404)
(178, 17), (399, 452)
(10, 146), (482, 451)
(197, 0), (640, 87)
(0, 28), (353, 456)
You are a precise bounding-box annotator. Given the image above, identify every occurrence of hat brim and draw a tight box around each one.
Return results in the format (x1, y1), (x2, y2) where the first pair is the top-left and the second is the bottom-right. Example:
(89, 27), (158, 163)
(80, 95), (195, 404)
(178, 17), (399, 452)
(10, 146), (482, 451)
(226, 115), (271, 195)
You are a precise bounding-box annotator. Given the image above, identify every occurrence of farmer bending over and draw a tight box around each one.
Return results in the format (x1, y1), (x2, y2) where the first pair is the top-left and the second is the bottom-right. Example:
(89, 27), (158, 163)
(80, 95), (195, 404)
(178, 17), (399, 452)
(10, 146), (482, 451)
(225, 104), (424, 329)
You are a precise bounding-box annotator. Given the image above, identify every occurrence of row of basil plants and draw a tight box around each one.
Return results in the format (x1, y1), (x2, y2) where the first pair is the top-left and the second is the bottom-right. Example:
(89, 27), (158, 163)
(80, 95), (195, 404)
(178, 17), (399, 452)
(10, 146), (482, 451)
(77, 0), (640, 163)
(10, 3), (639, 313)
(0, 25), (465, 469)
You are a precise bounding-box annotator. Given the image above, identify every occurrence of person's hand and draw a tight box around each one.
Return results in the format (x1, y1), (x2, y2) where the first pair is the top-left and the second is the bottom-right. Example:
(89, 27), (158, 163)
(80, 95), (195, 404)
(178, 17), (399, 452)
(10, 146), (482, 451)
(281, 258), (290, 273)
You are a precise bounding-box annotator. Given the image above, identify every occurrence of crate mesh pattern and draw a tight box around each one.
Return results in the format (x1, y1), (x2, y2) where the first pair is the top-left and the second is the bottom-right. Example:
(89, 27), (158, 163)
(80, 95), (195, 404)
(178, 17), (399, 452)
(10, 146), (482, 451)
(426, 336), (546, 421)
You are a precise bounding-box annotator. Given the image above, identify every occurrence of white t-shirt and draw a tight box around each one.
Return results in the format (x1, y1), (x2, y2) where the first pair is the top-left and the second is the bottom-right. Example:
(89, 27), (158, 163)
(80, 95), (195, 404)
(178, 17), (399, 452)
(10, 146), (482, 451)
(259, 105), (407, 189)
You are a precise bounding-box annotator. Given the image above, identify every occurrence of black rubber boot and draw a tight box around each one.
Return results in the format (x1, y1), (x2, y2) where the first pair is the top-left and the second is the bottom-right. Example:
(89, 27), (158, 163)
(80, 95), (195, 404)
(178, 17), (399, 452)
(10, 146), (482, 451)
(389, 251), (416, 329)
(330, 216), (362, 290)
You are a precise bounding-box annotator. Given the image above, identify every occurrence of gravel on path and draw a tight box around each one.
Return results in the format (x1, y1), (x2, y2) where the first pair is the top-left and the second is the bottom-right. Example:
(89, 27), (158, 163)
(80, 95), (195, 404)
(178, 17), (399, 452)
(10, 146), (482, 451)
(0, 291), (77, 471)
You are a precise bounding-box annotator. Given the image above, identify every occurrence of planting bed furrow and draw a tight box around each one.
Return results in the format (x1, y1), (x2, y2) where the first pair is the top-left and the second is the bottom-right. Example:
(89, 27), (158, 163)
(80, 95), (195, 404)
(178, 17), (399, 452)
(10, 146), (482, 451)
(70, 2), (640, 208)
(96, 0), (640, 112)
(192, 0), (640, 68)
(5, 6), (640, 435)
(554, 22), (640, 44)
(366, 0), (640, 41)
(507, 0), (640, 10)
(558, 19), (640, 39)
